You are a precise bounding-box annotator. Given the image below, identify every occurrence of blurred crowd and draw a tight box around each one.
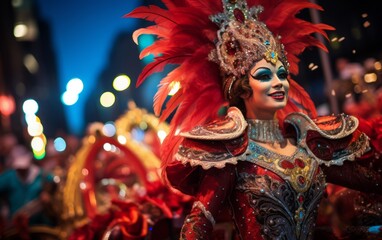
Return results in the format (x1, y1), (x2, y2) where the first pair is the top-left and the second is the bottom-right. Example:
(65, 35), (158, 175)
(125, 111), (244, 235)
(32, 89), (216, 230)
(333, 57), (382, 121)
(0, 131), (80, 239)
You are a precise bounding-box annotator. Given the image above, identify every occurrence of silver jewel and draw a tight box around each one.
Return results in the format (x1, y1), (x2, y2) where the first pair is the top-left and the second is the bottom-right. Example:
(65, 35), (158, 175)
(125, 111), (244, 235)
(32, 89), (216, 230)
(247, 119), (284, 143)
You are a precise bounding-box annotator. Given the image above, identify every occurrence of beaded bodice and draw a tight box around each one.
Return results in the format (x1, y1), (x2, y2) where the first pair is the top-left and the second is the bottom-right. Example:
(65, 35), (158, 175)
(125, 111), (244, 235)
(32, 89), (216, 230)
(231, 137), (326, 240)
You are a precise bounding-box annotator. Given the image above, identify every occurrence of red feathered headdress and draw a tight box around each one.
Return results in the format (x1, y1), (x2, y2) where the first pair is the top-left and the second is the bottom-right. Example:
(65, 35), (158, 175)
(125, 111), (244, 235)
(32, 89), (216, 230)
(125, 0), (334, 172)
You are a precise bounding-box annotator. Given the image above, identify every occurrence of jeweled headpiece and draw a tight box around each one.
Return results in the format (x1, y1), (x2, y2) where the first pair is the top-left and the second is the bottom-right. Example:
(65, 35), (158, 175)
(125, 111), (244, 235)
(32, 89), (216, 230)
(209, 0), (289, 77)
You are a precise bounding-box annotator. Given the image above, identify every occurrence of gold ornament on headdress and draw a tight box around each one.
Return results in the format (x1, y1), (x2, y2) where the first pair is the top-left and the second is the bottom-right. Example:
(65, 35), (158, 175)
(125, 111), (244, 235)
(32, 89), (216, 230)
(209, 0), (289, 78)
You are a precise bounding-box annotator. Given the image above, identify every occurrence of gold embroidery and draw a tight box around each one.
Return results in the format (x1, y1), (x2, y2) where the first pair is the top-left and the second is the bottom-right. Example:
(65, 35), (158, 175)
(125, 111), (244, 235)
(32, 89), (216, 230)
(241, 141), (318, 193)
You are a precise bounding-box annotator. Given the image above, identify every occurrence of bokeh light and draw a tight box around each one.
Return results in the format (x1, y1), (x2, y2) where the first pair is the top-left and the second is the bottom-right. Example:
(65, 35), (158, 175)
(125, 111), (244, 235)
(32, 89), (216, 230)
(22, 99), (39, 115)
(14, 23), (28, 38)
(364, 73), (377, 83)
(33, 149), (46, 160)
(61, 91), (79, 106)
(23, 54), (39, 74)
(27, 122), (44, 137)
(103, 143), (112, 151)
(79, 182), (87, 190)
(31, 136), (45, 152)
(139, 122), (148, 130)
(102, 121), (116, 137)
(131, 128), (145, 142)
(54, 137), (66, 152)
(117, 135), (127, 145)
(113, 75), (131, 91)
(25, 114), (37, 125)
(66, 78), (84, 94)
(374, 61), (381, 71)
(157, 130), (167, 143)
(11, 0), (23, 7)
(100, 92), (115, 107)
(82, 168), (89, 176)
(0, 95), (16, 116)
(168, 81), (180, 96)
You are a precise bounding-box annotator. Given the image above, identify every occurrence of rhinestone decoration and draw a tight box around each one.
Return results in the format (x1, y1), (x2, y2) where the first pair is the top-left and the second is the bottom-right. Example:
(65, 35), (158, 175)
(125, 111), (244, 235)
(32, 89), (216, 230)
(209, 0), (289, 77)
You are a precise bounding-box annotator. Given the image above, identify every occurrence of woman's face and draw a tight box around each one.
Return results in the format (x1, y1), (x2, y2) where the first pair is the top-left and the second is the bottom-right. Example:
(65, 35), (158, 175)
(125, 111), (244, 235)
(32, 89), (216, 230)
(243, 59), (289, 119)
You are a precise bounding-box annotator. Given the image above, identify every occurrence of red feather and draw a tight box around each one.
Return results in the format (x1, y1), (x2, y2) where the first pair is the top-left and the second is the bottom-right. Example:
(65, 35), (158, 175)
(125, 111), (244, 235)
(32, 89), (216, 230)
(138, 40), (168, 59)
(136, 54), (189, 87)
(132, 26), (170, 44)
(160, 134), (183, 181)
(153, 67), (183, 116)
(124, 5), (177, 27)
(184, 0), (222, 15)
(160, 89), (184, 122)
(161, 0), (176, 8)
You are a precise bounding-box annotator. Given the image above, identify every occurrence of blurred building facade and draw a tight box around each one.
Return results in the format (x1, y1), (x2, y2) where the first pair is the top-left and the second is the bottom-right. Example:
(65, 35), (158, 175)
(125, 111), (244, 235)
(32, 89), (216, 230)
(0, 0), (67, 139)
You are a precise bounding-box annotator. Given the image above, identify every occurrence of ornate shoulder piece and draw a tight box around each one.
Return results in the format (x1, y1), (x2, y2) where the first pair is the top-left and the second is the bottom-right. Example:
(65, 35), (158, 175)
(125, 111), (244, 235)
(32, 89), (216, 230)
(175, 107), (248, 169)
(285, 112), (370, 166)
(285, 112), (359, 141)
(180, 107), (247, 140)
(175, 136), (246, 170)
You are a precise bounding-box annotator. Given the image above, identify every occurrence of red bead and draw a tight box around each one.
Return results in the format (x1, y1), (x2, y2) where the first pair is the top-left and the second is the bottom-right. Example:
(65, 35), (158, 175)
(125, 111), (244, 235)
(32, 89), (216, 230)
(280, 160), (295, 169)
(294, 158), (305, 168)
(233, 8), (245, 23)
(225, 40), (239, 55)
(298, 176), (305, 185)
(298, 195), (304, 203)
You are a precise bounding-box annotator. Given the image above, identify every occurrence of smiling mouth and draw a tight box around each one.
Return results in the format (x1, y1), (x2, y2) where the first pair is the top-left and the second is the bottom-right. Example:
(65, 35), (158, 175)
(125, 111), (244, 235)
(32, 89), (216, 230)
(268, 91), (285, 100)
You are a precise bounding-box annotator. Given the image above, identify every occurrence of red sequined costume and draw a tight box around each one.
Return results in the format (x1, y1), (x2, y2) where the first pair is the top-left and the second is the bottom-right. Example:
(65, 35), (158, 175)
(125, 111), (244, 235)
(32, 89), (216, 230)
(165, 107), (380, 239)
(328, 187), (382, 239)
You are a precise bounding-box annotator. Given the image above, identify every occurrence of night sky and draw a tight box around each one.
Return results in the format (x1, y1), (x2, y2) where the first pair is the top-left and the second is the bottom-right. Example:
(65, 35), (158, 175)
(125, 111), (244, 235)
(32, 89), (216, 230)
(35, 0), (142, 135)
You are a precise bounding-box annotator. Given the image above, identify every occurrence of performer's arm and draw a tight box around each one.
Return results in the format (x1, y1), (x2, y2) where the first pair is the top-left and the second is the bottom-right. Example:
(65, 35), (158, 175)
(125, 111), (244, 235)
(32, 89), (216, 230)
(180, 165), (235, 240)
(322, 148), (382, 193)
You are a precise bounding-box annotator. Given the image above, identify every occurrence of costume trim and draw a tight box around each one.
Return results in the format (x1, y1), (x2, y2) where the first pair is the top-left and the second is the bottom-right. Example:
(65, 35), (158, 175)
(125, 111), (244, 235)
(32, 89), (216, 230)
(285, 112), (370, 166)
(180, 107), (247, 140)
(192, 201), (216, 225)
(285, 112), (359, 141)
(175, 149), (239, 170)
(312, 133), (370, 166)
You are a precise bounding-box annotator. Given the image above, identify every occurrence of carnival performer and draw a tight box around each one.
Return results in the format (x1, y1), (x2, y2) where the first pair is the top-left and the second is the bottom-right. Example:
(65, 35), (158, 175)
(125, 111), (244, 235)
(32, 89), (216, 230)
(126, 0), (382, 239)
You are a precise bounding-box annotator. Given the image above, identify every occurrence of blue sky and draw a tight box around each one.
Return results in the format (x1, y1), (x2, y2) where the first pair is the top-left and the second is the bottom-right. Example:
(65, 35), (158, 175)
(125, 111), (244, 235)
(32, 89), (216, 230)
(35, 0), (142, 135)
